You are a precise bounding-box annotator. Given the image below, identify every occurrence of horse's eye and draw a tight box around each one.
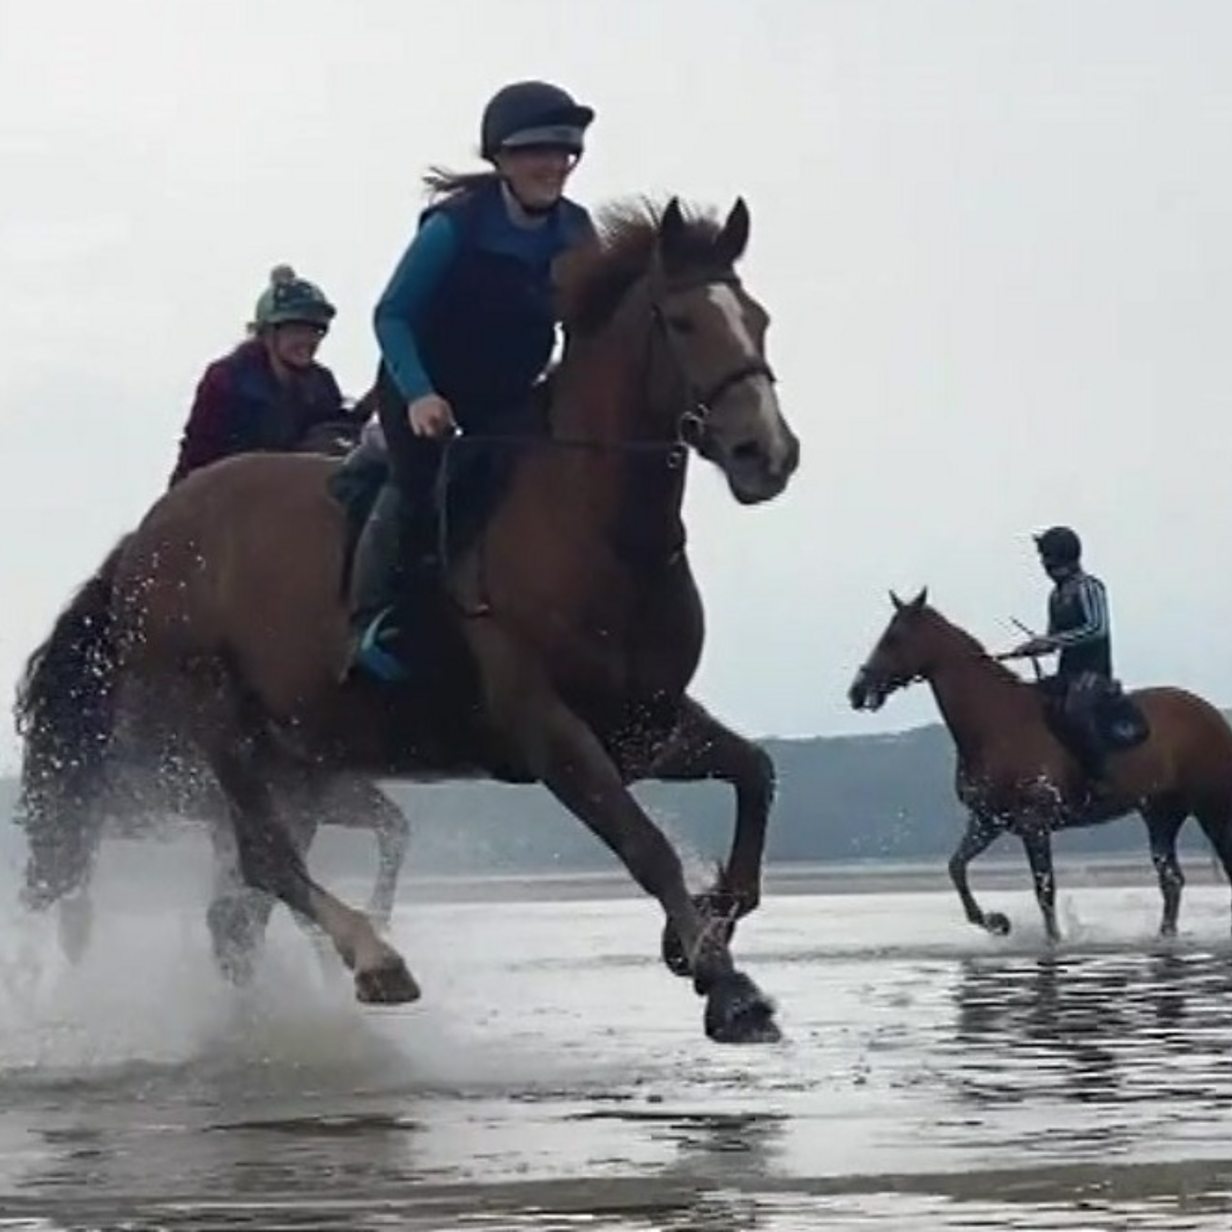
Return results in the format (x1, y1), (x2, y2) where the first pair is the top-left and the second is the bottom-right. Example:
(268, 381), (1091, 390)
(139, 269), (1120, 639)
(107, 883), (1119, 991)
(667, 315), (694, 334)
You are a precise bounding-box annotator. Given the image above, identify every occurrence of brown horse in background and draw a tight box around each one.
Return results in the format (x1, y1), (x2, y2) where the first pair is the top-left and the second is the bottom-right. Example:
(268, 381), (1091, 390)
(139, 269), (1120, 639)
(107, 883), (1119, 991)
(15, 197), (799, 1043)
(848, 590), (1232, 941)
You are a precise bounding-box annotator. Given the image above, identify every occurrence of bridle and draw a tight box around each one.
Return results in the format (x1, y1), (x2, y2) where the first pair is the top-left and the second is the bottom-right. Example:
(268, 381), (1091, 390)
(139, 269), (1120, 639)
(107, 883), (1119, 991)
(648, 273), (776, 468)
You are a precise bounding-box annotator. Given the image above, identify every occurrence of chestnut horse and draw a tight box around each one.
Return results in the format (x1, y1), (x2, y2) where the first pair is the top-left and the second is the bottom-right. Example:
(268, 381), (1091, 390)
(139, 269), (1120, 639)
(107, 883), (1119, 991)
(848, 590), (1232, 941)
(15, 198), (799, 1043)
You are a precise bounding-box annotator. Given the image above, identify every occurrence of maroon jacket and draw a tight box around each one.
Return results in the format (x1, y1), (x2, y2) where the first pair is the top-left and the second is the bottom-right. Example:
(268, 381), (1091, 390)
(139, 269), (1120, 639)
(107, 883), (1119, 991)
(169, 341), (347, 486)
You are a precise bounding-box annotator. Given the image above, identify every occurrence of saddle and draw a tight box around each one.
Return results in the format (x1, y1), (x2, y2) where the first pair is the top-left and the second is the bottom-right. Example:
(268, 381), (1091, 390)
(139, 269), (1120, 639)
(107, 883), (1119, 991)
(1037, 675), (1150, 772)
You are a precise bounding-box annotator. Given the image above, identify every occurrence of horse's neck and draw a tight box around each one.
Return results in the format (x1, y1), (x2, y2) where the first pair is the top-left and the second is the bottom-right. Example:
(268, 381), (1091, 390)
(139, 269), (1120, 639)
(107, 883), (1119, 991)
(927, 639), (1032, 762)
(548, 327), (687, 566)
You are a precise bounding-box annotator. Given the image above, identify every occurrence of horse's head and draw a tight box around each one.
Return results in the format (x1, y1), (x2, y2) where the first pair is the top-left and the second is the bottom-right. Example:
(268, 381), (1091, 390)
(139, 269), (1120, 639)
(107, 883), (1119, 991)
(848, 588), (937, 712)
(649, 198), (799, 503)
(558, 197), (800, 505)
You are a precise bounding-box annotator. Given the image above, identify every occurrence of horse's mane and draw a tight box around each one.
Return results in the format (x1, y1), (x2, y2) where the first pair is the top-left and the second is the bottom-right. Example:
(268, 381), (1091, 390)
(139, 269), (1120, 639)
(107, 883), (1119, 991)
(921, 606), (1023, 686)
(557, 199), (730, 336)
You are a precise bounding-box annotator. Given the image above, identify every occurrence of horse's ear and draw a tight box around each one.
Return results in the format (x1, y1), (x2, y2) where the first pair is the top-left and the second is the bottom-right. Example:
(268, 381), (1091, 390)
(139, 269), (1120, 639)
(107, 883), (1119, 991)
(911, 587), (929, 610)
(890, 590), (904, 612)
(714, 197), (750, 267)
(658, 197), (689, 269)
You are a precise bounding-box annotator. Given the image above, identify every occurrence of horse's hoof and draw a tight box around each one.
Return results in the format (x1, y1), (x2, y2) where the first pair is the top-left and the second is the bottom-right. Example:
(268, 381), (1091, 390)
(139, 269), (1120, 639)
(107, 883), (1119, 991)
(984, 912), (1011, 936)
(355, 956), (421, 1006)
(703, 971), (781, 1044)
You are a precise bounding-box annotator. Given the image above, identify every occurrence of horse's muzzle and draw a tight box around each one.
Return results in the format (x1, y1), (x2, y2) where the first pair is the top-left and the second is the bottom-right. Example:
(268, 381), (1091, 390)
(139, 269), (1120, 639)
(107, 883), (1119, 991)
(848, 668), (885, 712)
(724, 427), (800, 505)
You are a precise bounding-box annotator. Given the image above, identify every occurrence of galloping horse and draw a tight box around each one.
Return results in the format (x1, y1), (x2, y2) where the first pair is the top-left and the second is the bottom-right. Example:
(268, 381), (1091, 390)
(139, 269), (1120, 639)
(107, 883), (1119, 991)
(848, 590), (1232, 941)
(15, 198), (799, 1043)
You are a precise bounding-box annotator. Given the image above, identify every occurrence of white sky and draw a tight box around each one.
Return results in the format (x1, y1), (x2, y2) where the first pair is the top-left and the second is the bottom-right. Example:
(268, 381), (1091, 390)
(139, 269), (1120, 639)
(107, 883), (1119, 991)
(3, 0), (1231, 769)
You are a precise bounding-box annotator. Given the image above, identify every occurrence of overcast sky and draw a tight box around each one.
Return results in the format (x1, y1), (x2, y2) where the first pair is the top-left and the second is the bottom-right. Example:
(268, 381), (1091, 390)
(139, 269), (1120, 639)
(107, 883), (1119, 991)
(3, 0), (1231, 769)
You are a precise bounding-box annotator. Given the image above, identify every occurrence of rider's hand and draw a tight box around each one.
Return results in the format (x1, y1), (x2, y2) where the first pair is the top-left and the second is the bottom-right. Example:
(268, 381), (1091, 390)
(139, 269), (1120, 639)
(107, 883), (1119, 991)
(1012, 637), (1053, 658)
(407, 394), (456, 438)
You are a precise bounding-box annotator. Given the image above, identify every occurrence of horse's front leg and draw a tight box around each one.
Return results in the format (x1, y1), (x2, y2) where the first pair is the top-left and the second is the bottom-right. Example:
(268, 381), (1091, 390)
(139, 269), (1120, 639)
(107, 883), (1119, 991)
(639, 696), (774, 976)
(949, 813), (1011, 936)
(490, 673), (779, 1043)
(1021, 825), (1061, 943)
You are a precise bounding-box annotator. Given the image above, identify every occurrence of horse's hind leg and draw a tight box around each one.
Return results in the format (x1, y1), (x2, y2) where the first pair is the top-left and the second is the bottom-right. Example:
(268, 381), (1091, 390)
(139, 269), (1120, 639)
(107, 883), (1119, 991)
(209, 742), (418, 1004)
(641, 697), (774, 976)
(1194, 795), (1232, 933)
(948, 813), (1010, 936)
(205, 814), (281, 985)
(1021, 826), (1060, 943)
(1142, 802), (1187, 937)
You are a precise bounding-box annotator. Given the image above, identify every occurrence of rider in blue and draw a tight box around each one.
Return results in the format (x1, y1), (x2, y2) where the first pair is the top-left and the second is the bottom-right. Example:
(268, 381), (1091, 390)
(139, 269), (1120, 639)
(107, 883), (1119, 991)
(347, 80), (597, 681)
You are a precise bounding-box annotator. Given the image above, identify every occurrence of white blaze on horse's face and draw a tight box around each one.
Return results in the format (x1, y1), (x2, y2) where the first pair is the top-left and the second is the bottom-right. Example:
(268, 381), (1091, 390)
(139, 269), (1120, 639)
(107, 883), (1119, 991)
(674, 279), (799, 505)
(705, 283), (783, 439)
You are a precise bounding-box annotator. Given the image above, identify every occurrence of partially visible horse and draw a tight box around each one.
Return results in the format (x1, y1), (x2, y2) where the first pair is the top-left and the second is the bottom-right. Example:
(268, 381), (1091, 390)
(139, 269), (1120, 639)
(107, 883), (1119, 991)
(848, 590), (1232, 941)
(15, 197), (799, 1043)
(28, 412), (408, 972)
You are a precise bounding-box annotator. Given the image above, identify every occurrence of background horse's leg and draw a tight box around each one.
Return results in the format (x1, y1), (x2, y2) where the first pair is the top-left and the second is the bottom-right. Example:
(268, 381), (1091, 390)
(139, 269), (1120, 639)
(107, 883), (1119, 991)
(479, 649), (779, 1043)
(1021, 827), (1060, 943)
(205, 803), (322, 983)
(205, 815), (276, 984)
(949, 813), (1010, 936)
(318, 777), (410, 930)
(642, 697), (774, 976)
(1194, 796), (1232, 933)
(1142, 802), (1187, 937)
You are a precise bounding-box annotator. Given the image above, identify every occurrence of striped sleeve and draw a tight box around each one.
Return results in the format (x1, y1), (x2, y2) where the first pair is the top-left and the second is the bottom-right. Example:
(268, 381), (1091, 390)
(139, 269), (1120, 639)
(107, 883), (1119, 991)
(1049, 576), (1109, 647)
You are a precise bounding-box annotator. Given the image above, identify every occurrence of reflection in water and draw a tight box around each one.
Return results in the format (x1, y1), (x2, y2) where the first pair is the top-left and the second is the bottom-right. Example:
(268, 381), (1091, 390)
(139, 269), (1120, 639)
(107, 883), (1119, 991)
(949, 950), (1232, 1113)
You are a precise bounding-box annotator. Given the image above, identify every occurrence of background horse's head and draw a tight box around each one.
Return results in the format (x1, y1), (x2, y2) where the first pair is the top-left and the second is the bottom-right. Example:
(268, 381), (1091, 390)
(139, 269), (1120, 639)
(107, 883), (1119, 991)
(560, 197), (800, 504)
(848, 588), (938, 712)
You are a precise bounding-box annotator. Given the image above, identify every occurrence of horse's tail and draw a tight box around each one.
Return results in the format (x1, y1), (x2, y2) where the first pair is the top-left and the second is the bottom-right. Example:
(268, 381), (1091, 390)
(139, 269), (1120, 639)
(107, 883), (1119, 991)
(14, 537), (128, 908)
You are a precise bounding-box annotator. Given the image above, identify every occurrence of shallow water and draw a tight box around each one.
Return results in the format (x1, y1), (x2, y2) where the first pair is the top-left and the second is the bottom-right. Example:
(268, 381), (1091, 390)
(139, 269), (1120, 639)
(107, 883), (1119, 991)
(2, 847), (1232, 1229)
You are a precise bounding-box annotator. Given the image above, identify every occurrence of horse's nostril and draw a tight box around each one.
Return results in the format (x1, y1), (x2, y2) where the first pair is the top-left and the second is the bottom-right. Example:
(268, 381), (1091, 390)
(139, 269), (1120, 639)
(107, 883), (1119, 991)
(732, 440), (761, 463)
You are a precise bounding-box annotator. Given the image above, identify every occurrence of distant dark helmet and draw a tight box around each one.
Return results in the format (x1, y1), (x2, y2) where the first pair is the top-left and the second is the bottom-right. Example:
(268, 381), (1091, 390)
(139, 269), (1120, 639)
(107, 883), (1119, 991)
(1034, 525), (1082, 565)
(480, 80), (595, 160)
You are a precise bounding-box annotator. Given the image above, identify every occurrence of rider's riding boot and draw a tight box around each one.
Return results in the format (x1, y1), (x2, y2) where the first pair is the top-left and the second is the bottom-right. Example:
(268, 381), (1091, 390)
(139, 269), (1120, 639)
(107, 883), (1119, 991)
(347, 482), (411, 683)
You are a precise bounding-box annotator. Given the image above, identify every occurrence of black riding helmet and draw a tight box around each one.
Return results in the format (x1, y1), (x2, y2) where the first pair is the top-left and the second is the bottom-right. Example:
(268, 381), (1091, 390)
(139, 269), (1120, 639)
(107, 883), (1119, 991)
(1034, 525), (1082, 566)
(480, 81), (595, 160)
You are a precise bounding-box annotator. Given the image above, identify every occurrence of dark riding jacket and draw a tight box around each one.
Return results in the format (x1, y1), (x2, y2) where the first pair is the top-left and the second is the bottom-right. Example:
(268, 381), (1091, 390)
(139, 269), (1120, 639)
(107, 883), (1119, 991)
(169, 340), (346, 486)
(1047, 569), (1112, 680)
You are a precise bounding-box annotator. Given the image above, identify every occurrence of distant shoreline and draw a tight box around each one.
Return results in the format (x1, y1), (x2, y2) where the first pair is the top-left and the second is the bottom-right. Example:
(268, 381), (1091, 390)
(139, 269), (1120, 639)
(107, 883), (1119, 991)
(395, 854), (1227, 903)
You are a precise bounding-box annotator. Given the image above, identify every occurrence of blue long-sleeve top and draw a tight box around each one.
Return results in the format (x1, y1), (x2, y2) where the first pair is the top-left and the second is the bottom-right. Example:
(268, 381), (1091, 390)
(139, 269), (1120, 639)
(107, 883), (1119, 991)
(373, 213), (458, 403)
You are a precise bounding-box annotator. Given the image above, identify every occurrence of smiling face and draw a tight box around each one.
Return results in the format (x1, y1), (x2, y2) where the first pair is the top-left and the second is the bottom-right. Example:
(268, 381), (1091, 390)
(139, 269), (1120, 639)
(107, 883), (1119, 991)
(493, 145), (576, 211)
(266, 321), (326, 372)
